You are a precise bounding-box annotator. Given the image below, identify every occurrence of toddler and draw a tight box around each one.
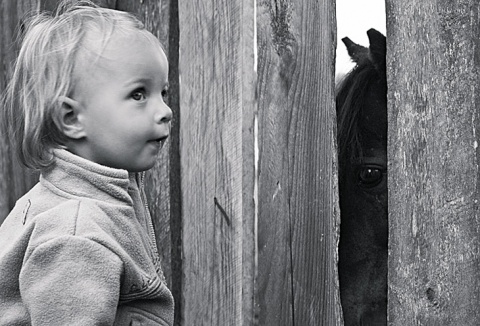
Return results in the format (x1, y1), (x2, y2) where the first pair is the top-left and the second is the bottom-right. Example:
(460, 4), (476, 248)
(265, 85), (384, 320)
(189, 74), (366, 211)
(0, 1), (174, 325)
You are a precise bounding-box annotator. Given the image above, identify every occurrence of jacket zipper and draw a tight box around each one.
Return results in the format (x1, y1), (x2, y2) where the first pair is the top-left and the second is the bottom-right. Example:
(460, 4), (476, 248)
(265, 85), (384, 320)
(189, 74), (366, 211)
(139, 173), (165, 283)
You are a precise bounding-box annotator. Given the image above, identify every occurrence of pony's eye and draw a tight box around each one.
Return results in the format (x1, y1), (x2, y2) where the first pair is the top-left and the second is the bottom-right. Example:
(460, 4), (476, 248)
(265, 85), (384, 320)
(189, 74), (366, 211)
(358, 166), (384, 188)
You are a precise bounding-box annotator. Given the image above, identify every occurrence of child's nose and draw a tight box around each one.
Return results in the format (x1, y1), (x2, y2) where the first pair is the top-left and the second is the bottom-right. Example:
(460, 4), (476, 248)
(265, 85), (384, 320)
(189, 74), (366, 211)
(155, 103), (173, 124)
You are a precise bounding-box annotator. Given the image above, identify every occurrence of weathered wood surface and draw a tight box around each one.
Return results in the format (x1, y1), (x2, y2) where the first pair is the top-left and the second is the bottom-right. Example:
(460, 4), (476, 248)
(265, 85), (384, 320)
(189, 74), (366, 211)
(387, 0), (480, 324)
(116, 0), (176, 298)
(0, 1), (40, 224)
(256, 0), (342, 325)
(178, 0), (256, 324)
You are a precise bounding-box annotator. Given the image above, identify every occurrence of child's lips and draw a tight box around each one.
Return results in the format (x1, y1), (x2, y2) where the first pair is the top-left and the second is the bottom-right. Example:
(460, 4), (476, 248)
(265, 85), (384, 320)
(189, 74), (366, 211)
(148, 135), (169, 145)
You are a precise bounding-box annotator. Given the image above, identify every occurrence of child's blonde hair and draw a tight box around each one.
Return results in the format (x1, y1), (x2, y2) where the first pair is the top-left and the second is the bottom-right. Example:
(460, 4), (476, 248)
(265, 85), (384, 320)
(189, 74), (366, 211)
(2, 0), (153, 170)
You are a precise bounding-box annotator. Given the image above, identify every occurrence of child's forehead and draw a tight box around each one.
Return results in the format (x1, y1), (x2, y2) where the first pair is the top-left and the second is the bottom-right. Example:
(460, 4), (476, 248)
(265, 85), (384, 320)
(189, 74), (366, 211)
(74, 28), (166, 75)
(80, 28), (162, 58)
(72, 28), (167, 87)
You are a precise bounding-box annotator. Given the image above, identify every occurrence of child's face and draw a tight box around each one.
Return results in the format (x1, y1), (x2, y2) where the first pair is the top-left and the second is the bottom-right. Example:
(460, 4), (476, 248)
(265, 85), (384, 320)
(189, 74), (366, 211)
(72, 29), (171, 172)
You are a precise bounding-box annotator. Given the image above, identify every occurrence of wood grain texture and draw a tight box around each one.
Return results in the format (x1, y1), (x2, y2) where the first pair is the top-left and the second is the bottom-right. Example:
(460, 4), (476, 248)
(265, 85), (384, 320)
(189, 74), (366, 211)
(116, 0), (175, 291)
(256, 0), (342, 324)
(178, 0), (256, 324)
(240, 1), (257, 324)
(387, 1), (480, 324)
(0, 1), (42, 224)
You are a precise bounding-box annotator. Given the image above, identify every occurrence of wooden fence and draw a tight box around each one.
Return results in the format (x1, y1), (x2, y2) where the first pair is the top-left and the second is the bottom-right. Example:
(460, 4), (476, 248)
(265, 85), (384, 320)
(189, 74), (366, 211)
(0, 0), (341, 325)
(386, 0), (480, 325)
(2, 0), (479, 325)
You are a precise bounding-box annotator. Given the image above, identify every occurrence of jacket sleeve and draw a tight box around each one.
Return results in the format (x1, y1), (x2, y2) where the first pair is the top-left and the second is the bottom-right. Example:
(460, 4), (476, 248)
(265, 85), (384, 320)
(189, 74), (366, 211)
(19, 235), (123, 325)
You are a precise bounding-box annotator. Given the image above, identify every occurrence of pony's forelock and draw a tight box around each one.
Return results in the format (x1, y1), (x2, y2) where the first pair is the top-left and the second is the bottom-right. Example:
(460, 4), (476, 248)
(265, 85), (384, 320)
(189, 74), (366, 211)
(336, 62), (379, 170)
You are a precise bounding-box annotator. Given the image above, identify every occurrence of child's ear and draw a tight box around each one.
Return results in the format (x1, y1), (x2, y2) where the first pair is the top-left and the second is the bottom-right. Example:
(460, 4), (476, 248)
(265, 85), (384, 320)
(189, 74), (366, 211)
(54, 96), (86, 139)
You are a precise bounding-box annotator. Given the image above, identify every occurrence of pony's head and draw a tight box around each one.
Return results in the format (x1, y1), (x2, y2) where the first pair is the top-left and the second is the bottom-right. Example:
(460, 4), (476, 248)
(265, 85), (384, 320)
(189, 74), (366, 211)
(336, 29), (388, 326)
(336, 28), (386, 175)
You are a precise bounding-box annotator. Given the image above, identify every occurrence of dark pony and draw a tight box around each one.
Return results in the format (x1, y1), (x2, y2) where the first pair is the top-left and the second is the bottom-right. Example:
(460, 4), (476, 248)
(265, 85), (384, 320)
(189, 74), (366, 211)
(336, 29), (388, 326)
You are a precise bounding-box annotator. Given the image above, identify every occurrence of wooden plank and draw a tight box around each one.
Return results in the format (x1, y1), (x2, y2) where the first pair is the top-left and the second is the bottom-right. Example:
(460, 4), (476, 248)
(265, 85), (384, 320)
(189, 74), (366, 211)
(113, 2), (182, 322)
(178, 0), (256, 324)
(116, 0), (175, 295)
(387, 0), (480, 324)
(0, 1), (42, 224)
(240, 1), (256, 324)
(256, 0), (342, 324)
(163, 2), (182, 325)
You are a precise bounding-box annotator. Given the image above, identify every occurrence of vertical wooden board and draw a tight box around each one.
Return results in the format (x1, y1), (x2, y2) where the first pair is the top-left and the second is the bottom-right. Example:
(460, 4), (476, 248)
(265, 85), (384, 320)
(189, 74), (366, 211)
(115, 0), (170, 50)
(387, 0), (480, 324)
(163, 1), (182, 324)
(0, 1), (42, 224)
(116, 0), (174, 290)
(179, 0), (255, 324)
(240, 1), (257, 325)
(256, 0), (342, 325)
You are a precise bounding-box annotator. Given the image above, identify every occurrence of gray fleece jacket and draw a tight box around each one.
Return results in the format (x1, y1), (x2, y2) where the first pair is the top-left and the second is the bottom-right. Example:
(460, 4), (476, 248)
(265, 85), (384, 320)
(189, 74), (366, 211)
(0, 149), (174, 325)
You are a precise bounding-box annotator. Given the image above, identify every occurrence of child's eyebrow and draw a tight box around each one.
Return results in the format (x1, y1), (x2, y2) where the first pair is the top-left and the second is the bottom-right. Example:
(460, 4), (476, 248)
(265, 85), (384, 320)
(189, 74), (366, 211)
(124, 77), (153, 86)
(123, 78), (169, 88)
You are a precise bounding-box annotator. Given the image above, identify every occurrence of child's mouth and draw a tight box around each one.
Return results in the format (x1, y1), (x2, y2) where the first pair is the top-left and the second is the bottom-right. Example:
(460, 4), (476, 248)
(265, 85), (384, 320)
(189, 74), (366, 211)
(148, 135), (168, 145)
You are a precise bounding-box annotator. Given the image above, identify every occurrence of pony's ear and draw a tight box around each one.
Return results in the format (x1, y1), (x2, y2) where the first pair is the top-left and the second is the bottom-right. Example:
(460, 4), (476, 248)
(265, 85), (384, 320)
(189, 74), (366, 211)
(342, 37), (369, 64)
(367, 28), (386, 72)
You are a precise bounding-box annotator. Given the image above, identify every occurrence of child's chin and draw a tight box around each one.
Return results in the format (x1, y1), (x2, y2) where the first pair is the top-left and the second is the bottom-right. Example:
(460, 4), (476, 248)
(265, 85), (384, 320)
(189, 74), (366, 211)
(127, 160), (157, 173)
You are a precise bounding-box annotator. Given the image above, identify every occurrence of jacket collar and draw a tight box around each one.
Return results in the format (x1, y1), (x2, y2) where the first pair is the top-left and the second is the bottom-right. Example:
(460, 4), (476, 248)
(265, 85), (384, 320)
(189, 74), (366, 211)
(40, 149), (139, 206)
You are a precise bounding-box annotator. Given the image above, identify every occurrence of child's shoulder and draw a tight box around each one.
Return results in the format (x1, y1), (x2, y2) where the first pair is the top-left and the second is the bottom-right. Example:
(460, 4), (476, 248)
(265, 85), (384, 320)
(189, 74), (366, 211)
(2, 182), (130, 249)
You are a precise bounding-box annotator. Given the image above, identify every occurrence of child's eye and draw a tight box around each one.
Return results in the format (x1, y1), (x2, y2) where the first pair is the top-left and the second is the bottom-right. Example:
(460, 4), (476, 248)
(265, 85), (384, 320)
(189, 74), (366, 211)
(131, 90), (146, 101)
